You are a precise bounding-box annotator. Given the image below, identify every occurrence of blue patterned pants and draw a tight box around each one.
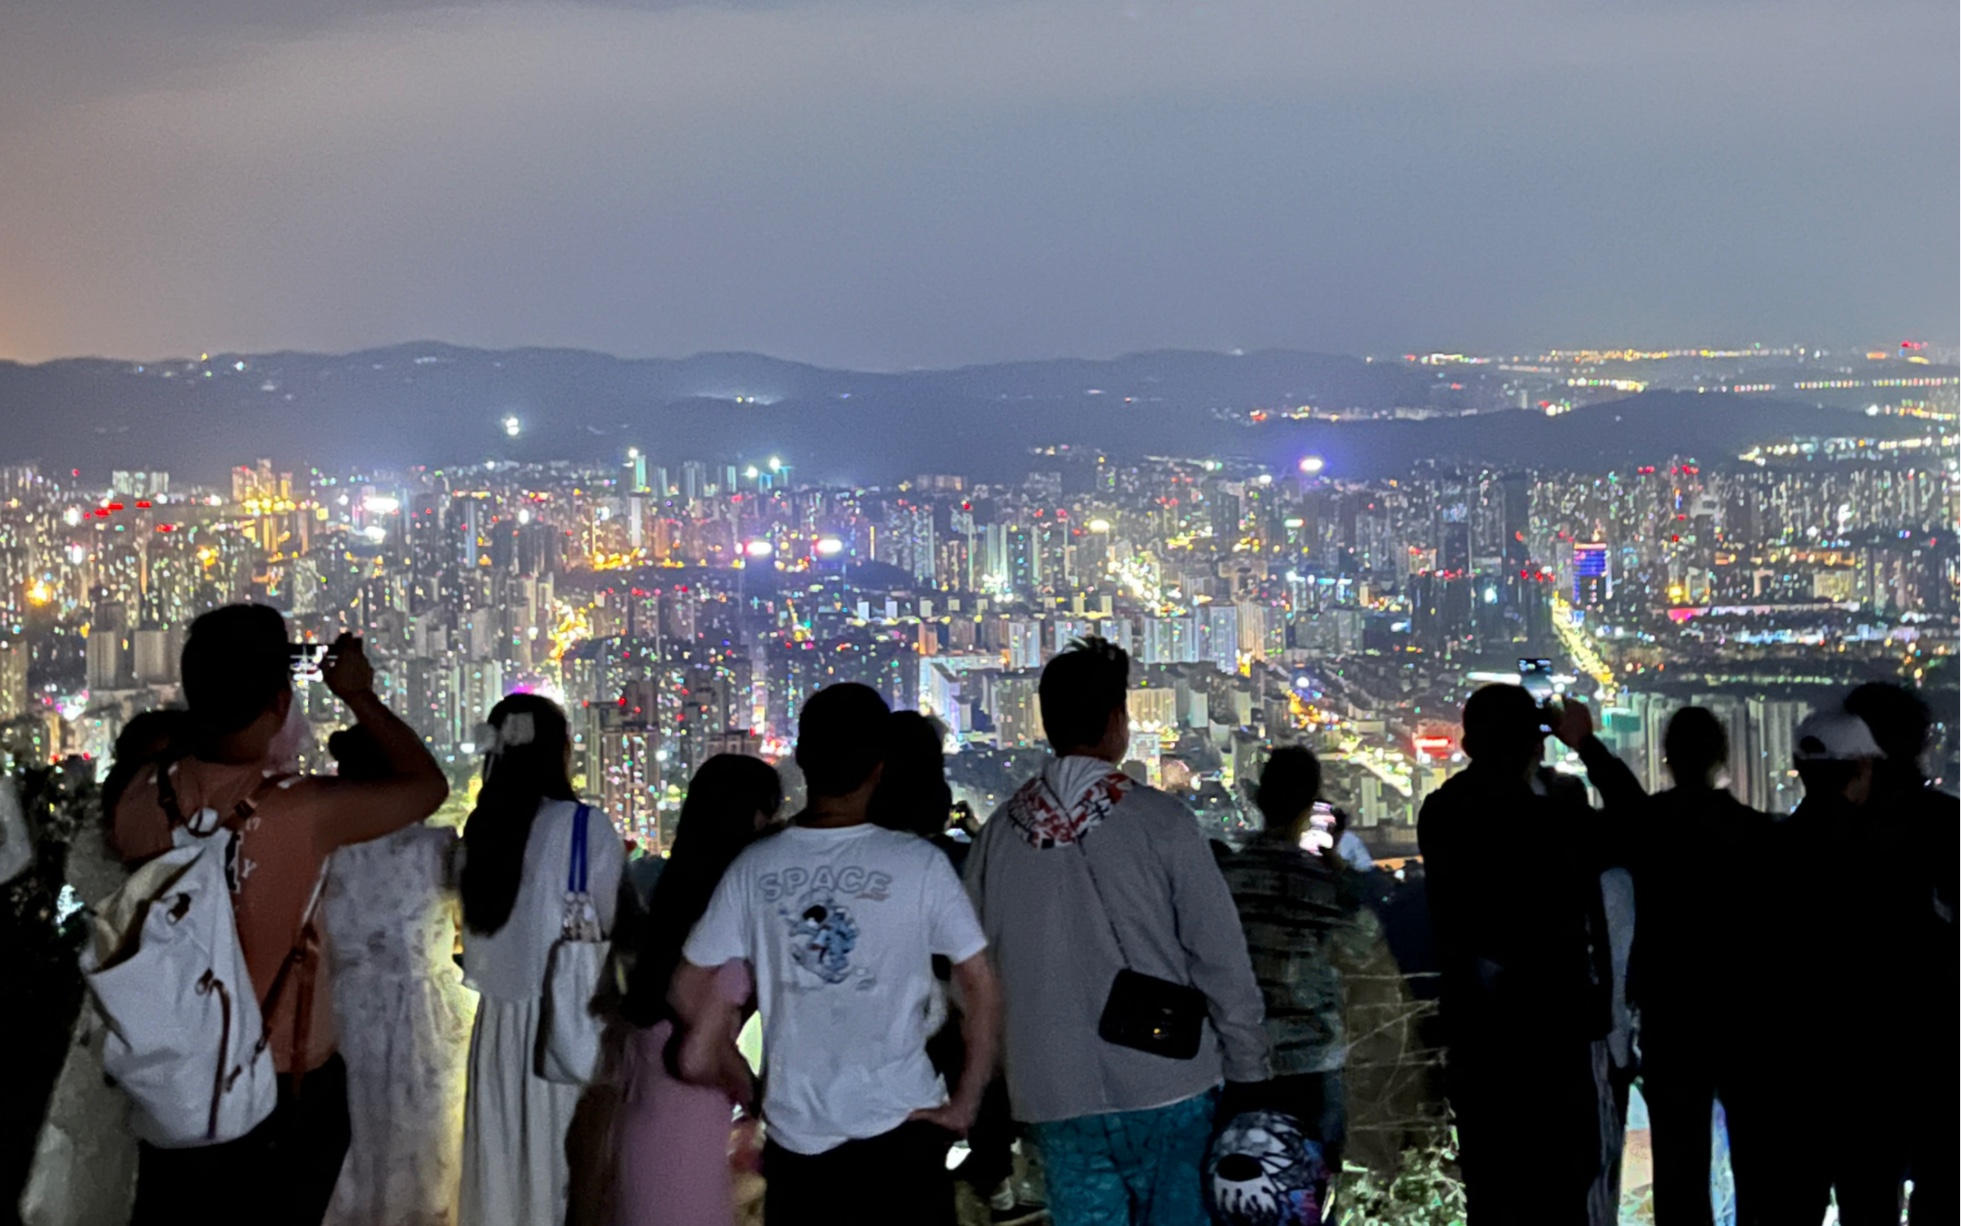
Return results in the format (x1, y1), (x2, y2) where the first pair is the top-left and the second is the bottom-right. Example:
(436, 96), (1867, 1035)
(1028, 1089), (1219, 1226)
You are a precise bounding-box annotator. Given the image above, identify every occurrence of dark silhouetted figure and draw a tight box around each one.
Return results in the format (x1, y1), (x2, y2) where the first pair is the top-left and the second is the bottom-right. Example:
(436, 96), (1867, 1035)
(869, 710), (955, 839)
(1417, 684), (1641, 1225)
(1627, 707), (1768, 1226)
(871, 710), (1021, 1209)
(1748, 710), (1902, 1225)
(1842, 685), (1957, 1226)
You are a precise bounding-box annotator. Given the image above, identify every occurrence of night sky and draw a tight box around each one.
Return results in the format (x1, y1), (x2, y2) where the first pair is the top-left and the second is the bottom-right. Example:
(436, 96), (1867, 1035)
(2, 0), (1954, 367)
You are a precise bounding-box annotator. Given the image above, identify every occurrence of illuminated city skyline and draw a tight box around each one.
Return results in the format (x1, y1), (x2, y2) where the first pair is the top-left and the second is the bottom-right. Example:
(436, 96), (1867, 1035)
(0, 336), (1950, 854)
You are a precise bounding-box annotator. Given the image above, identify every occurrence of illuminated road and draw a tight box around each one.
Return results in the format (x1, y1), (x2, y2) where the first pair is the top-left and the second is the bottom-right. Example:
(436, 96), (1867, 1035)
(1550, 593), (1618, 700)
(1291, 669), (1414, 798)
(1337, 740), (1414, 797)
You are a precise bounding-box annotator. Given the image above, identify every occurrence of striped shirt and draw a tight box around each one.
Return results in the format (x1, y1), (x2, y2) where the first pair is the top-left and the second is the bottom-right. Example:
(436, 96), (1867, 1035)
(1219, 831), (1356, 1076)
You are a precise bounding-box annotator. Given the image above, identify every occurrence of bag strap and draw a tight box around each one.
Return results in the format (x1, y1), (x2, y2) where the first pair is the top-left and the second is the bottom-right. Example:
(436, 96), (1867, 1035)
(1070, 821), (1133, 973)
(254, 860), (331, 1059)
(155, 761), (289, 836)
(568, 804), (591, 897)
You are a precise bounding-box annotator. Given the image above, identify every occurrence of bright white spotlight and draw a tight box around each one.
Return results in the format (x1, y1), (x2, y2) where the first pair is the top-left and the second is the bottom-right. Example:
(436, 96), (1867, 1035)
(503, 415), (522, 438)
(1298, 456), (1325, 475)
(815, 537), (844, 557)
(744, 540), (775, 559)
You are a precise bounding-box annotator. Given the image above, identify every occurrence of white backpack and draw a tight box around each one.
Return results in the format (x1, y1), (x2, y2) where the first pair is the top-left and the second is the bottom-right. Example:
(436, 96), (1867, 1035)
(82, 772), (323, 1148)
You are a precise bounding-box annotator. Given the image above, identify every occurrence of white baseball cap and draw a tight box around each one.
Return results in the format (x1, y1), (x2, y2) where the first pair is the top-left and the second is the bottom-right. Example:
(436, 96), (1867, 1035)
(1794, 711), (1884, 762)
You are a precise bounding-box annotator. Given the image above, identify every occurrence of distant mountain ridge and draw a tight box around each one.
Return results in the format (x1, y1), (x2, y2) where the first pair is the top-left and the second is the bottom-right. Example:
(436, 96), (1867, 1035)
(0, 344), (1922, 485)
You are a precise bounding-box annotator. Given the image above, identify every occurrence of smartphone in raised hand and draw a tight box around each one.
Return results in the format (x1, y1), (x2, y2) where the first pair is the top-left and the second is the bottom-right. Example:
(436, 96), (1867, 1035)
(289, 642), (329, 682)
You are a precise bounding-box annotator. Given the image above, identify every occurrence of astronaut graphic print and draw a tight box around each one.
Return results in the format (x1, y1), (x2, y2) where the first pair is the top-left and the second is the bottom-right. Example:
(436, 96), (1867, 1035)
(759, 864), (894, 988)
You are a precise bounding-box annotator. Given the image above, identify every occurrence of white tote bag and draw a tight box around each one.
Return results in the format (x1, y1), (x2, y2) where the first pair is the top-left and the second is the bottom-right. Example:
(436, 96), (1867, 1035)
(538, 804), (606, 1084)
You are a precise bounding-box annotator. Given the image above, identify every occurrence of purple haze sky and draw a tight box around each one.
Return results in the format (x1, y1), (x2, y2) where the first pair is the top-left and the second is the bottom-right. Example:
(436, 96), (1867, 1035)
(1, 0), (1954, 368)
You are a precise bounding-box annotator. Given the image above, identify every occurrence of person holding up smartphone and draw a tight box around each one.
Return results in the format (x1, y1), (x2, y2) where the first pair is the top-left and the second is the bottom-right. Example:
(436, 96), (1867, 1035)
(1416, 683), (1643, 1225)
(112, 605), (448, 1226)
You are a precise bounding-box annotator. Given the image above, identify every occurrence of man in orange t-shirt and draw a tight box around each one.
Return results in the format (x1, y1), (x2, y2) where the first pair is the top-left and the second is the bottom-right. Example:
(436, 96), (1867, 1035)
(113, 604), (447, 1226)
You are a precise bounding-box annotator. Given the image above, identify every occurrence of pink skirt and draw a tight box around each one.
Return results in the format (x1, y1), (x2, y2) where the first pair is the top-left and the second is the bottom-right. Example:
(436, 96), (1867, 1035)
(609, 1020), (741, 1226)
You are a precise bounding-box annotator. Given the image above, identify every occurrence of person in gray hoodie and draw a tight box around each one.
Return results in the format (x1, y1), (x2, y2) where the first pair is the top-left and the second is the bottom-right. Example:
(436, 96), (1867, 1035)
(966, 637), (1268, 1226)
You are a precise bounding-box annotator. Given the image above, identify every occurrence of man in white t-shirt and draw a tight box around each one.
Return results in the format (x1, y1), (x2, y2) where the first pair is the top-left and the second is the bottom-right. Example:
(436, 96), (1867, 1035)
(677, 683), (1001, 1226)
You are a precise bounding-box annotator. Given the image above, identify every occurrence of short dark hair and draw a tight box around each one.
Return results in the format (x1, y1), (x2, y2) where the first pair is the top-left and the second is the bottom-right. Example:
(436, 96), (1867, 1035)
(1663, 706), (1729, 786)
(796, 684), (892, 797)
(1040, 636), (1130, 753)
(1843, 683), (1932, 769)
(1256, 746), (1322, 835)
(181, 604), (291, 735)
(1461, 684), (1542, 764)
(869, 710), (953, 837)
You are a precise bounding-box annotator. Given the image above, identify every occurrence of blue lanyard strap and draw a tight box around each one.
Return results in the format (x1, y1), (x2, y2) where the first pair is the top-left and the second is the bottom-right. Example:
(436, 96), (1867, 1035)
(567, 804), (591, 895)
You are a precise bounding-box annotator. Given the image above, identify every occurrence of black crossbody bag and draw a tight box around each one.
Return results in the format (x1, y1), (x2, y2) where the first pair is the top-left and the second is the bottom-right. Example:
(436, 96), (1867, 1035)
(1076, 829), (1209, 1061)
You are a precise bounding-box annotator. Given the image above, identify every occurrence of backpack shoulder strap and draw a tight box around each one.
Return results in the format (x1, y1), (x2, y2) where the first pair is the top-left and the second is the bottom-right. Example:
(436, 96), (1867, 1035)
(253, 856), (332, 1067)
(155, 761), (296, 836)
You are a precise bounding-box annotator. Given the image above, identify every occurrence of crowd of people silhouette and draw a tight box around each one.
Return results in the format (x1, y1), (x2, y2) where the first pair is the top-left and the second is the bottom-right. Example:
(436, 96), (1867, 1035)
(16, 605), (1956, 1226)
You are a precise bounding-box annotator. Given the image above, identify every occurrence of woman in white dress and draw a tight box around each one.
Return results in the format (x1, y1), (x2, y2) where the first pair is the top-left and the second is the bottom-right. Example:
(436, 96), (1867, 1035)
(457, 695), (624, 1226)
(321, 726), (476, 1226)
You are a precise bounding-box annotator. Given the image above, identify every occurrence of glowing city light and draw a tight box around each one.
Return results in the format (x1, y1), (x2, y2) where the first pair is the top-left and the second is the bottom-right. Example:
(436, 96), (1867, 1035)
(503, 415), (522, 438)
(744, 540), (775, 558)
(362, 495), (400, 515)
(1298, 456), (1325, 475)
(815, 537), (844, 557)
(1088, 518), (1112, 534)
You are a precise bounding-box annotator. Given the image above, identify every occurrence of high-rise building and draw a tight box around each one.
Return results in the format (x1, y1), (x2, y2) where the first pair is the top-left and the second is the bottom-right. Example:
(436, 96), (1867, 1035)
(133, 626), (181, 687)
(1744, 696), (1808, 814)
(991, 673), (1045, 748)
(1199, 604), (1240, 674)
(1573, 541), (1612, 606)
(1141, 615), (1196, 665)
(589, 703), (660, 847)
(1006, 619), (1043, 670)
(0, 636), (28, 720)
(111, 471), (170, 500)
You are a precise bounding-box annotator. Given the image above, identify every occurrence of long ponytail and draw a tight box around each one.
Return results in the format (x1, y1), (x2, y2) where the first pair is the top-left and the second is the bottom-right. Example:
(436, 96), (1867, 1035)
(461, 694), (575, 935)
